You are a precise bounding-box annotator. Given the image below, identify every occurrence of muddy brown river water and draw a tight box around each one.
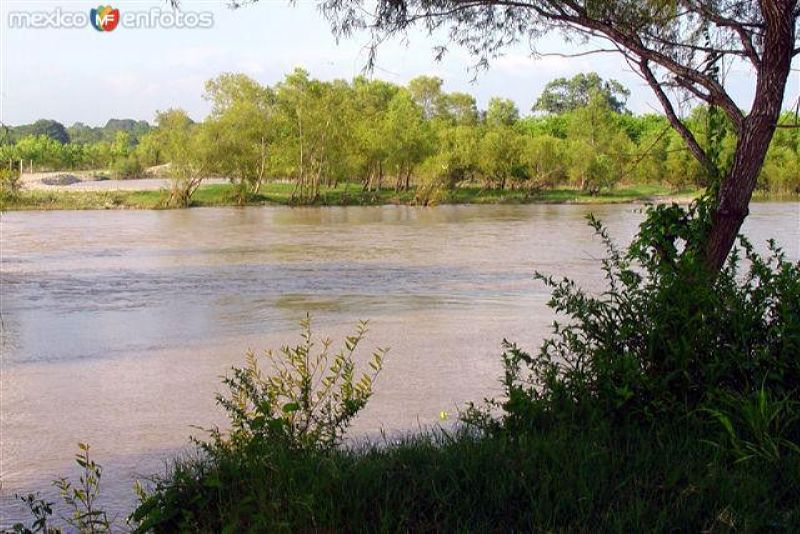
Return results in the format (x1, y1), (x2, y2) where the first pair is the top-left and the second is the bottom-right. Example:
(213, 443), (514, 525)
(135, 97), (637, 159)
(1, 203), (798, 526)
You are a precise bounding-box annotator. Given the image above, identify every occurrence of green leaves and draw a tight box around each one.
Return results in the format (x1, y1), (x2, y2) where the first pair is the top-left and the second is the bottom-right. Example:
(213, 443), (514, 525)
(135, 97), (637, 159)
(282, 402), (300, 413)
(534, 73), (631, 115)
(212, 314), (389, 452)
(48, 443), (112, 533)
(469, 201), (800, 441)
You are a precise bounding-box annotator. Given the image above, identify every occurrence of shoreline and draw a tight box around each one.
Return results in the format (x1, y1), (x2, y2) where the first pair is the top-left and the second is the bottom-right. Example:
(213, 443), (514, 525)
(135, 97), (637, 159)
(2, 181), (795, 211)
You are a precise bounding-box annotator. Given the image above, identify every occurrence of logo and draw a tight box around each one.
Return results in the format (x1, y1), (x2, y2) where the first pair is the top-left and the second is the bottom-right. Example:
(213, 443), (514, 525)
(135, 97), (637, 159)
(8, 6), (214, 30)
(90, 5), (120, 32)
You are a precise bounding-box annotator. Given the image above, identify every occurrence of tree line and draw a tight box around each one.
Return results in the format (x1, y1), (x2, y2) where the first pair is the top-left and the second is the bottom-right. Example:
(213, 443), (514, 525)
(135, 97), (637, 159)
(2, 71), (797, 204)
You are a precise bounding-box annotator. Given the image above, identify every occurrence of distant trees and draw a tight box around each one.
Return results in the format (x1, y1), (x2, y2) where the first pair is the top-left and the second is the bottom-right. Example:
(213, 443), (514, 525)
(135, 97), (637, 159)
(6, 118), (152, 146)
(103, 119), (151, 141)
(0, 119), (71, 144)
(304, 0), (799, 272)
(30, 119), (70, 144)
(0, 117), (155, 175)
(1, 70), (797, 203)
(534, 73), (631, 115)
(203, 73), (276, 202)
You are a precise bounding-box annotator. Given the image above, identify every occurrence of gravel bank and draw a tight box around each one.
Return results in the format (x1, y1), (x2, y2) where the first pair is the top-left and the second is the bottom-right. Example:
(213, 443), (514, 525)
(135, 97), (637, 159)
(20, 172), (228, 192)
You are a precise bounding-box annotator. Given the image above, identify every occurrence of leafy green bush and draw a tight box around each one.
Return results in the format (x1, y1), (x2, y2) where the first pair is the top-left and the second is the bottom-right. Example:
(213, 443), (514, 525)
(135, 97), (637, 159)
(466, 197), (800, 440)
(8, 444), (111, 534)
(111, 155), (142, 179)
(213, 315), (388, 451)
(132, 316), (387, 531)
(1, 167), (22, 204)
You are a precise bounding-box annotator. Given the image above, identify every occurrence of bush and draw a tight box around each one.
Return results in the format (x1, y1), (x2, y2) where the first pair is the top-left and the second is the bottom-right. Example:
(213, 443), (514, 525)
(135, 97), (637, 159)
(132, 316), (388, 531)
(9, 443), (112, 534)
(1, 167), (22, 203)
(111, 156), (142, 179)
(215, 315), (388, 451)
(466, 197), (800, 437)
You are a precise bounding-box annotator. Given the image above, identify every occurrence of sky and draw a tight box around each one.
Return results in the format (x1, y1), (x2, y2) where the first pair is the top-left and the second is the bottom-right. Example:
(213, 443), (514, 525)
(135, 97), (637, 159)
(1, 0), (798, 127)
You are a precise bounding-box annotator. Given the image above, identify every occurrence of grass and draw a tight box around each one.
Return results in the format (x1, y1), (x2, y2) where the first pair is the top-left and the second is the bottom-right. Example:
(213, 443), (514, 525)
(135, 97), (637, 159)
(134, 418), (800, 532)
(0, 182), (709, 211)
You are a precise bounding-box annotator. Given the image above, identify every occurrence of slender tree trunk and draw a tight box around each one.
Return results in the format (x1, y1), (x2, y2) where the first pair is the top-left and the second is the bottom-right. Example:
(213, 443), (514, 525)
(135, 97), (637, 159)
(704, 1), (795, 271)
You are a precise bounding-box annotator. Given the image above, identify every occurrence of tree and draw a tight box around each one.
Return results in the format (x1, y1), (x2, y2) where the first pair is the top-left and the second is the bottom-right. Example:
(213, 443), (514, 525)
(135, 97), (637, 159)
(348, 77), (399, 191)
(479, 125), (525, 189)
(561, 91), (632, 191)
(293, 0), (799, 273)
(383, 89), (431, 190)
(135, 131), (163, 168)
(203, 73), (276, 201)
(534, 72), (630, 114)
(442, 92), (479, 125)
(270, 69), (357, 200)
(29, 119), (70, 144)
(418, 123), (480, 199)
(109, 130), (142, 178)
(152, 109), (208, 207)
(485, 97), (519, 127)
(408, 75), (447, 119)
(522, 134), (566, 188)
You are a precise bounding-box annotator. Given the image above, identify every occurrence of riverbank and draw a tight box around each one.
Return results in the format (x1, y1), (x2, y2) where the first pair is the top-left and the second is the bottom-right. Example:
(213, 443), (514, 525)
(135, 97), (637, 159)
(130, 417), (800, 532)
(1, 182), (710, 211)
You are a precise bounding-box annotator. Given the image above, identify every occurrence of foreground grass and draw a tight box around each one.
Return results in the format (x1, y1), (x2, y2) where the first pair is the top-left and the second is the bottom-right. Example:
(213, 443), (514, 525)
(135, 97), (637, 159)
(134, 419), (800, 532)
(0, 182), (708, 211)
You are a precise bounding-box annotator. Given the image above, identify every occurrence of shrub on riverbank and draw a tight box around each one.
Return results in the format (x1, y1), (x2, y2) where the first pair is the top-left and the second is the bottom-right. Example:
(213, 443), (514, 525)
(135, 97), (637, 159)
(128, 418), (800, 531)
(0, 168), (22, 204)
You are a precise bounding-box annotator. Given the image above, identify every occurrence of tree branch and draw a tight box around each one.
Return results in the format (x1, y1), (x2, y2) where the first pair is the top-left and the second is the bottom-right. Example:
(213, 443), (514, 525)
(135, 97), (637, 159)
(545, 0), (745, 133)
(684, 0), (762, 66)
(639, 59), (717, 180)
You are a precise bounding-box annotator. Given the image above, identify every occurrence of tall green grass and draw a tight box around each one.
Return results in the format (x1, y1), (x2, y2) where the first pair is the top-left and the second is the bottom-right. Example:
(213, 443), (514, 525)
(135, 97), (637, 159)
(130, 419), (799, 532)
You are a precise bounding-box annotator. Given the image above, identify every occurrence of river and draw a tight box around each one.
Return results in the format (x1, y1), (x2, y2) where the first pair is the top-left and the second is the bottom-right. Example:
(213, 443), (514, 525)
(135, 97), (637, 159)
(1, 203), (798, 526)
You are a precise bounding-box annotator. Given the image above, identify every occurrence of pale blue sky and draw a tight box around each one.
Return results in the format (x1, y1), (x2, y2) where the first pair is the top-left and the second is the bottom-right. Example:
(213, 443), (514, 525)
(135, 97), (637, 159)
(1, 0), (797, 126)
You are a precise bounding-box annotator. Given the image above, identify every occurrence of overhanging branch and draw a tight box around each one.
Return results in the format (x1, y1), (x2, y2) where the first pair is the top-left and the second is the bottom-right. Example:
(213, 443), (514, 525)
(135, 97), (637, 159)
(639, 59), (718, 180)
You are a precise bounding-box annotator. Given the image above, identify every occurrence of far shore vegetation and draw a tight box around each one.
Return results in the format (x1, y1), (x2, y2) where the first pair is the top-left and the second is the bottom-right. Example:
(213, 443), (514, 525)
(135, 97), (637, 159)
(1, 182), (714, 211)
(2, 71), (798, 212)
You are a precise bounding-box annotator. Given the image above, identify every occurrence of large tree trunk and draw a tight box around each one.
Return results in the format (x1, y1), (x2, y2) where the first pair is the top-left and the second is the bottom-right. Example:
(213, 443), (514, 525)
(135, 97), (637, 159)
(704, 1), (796, 271)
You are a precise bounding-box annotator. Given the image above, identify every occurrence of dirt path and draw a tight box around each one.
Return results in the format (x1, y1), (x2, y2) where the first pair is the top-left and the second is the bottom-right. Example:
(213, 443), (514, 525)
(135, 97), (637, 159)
(20, 171), (228, 192)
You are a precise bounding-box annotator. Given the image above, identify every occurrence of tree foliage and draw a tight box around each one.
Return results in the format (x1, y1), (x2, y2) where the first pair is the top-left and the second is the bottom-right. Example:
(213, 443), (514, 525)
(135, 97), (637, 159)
(294, 0), (799, 270)
(2, 70), (797, 205)
(534, 72), (630, 114)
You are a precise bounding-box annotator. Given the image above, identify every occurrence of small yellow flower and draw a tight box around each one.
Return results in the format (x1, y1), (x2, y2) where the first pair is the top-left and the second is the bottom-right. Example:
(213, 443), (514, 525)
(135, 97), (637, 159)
(439, 410), (449, 421)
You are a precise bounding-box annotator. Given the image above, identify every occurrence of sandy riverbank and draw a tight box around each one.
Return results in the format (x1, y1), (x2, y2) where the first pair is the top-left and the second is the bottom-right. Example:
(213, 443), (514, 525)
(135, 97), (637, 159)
(19, 171), (229, 192)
